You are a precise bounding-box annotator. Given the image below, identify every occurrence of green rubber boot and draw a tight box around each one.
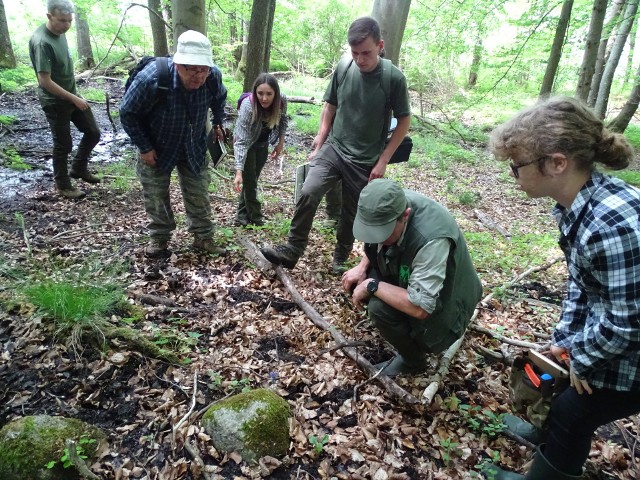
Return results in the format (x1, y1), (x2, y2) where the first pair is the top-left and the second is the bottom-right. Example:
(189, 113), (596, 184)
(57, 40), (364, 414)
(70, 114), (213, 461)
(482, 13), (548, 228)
(503, 414), (544, 445)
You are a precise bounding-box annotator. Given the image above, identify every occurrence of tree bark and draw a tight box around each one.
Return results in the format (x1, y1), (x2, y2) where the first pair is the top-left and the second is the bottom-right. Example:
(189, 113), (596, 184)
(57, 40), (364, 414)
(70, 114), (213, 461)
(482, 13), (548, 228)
(539, 0), (574, 98)
(467, 34), (484, 88)
(148, 0), (169, 56)
(371, 0), (411, 67)
(608, 62), (640, 132)
(575, 0), (608, 102)
(262, 0), (276, 71)
(242, 0), (277, 92)
(75, 9), (95, 70)
(0, 0), (16, 68)
(588, 0), (626, 106)
(595, 0), (639, 119)
(171, 0), (206, 45)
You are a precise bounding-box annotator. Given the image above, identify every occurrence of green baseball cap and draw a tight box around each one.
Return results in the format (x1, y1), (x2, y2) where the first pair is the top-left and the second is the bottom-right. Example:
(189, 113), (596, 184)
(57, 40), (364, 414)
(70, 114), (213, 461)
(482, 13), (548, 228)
(353, 179), (407, 243)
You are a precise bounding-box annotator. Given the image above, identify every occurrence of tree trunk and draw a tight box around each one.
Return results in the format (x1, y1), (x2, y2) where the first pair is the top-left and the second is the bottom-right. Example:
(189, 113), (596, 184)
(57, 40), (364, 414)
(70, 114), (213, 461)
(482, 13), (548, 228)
(575, 0), (608, 102)
(539, 0), (574, 98)
(608, 63), (640, 132)
(467, 33), (484, 88)
(262, 0), (276, 70)
(242, 0), (277, 92)
(0, 0), (16, 68)
(371, 0), (411, 67)
(148, 0), (169, 57)
(75, 9), (95, 70)
(588, 0), (626, 106)
(171, 0), (206, 45)
(624, 20), (638, 87)
(595, 0), (639, 119)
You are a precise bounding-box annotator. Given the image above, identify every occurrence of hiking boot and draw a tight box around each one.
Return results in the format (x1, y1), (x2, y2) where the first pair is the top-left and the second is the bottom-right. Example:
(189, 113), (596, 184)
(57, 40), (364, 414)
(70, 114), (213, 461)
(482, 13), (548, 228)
(145, 238), (169, 257)
(55, 186), (86, 199)
(193, 236), (225, 255)
(481, 444), (582, 480)
(69, 168), (101, 184)
(330, 244), (351, 275)
(260, 244), (299, 269)
(503, 414), (545, 445)
(374, 355), (427, 377)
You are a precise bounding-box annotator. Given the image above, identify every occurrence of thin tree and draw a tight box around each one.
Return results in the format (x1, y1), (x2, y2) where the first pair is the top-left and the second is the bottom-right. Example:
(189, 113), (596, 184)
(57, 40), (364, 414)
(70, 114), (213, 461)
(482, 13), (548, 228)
(371, 0), (411, 67)
(575, 0), (608, 102)
(539, 0), (574, 98)
(588, 0), (626, 106)
(594, 0), (639, 119)
(171, 0), (205, 44)
(241, 0), (277, 92)
(149, 0), (169, 57)
(608, 62), (640, 132)
(0, 0), (16, 68)
(75, 8), (95, 70)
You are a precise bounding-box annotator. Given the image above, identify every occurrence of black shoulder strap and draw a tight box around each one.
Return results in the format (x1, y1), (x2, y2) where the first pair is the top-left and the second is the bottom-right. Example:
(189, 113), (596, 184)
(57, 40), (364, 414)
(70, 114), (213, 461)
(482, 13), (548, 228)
(155, 57), (170, 102)
(337, 57), (353, 87)
(380, 58), (393, 139)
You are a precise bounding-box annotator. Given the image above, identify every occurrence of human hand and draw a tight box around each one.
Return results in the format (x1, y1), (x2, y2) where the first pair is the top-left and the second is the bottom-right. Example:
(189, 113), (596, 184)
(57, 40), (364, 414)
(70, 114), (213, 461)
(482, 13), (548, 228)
(214, 124), (225, 141)
(140, 149), (157, 167)
(234, 170), (243, 192)
(352, 280), (372, 311)
(550, 345), (569, 365)
(570, 364), (593, 395)
(73, 96), (90, 111)
(271, 144), (283, 159)
(369, 161), (387, 181)
(341, 266), (366, 293)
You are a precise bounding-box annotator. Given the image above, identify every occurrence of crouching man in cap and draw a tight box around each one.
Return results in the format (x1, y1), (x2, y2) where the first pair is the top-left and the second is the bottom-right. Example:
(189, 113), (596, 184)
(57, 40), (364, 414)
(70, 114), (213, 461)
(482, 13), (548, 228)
(342, 179), (482, 376)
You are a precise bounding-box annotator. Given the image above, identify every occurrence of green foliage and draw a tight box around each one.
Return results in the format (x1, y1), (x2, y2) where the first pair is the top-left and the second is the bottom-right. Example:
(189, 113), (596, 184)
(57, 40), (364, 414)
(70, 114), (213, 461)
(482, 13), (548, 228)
(439, 437), (462, 465)
(0, 115), (17, 125)
(1, 147), (31, 171)
(606, 169), (640, 188)
(78, 87), (105, 103)
(457, 402), (505, 438)
(623, 124), (640, 150)
(308, 433), (329, 454)
(102, 158), (136, 192)
(291, 104), (321, 136)
(0, 63), (35, 92)
(45, 436), (96, 470)
(465, 231), (558, 276)
(150, 325), (201, 355)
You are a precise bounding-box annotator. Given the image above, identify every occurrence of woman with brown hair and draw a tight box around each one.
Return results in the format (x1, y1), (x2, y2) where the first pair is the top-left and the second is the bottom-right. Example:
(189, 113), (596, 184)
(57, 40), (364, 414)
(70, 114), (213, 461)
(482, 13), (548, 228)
(485, 96), (640, 479)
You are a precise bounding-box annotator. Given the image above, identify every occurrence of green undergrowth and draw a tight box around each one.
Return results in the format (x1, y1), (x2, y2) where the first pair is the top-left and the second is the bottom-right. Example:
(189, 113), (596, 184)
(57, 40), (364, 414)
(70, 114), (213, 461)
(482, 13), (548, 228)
(604, 168), (640, 188)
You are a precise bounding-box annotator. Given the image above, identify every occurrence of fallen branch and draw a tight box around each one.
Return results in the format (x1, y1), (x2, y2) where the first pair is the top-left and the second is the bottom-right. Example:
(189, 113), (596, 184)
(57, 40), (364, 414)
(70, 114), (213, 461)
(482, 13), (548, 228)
(65, 439), (100, 480)
(184, 440), (216, 480)
(173, 370), (198, 448)
(469, 324), (540, 349)
(319, 341), (369, 355)
(240, 237), (419, 404)
(474, 209), (510, 239)
(422, 336), (465, 404)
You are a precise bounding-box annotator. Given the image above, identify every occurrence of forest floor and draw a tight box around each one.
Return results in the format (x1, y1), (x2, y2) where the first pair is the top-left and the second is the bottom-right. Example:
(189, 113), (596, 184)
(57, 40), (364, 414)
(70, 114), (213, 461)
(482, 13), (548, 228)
(0, 78), (638, 480)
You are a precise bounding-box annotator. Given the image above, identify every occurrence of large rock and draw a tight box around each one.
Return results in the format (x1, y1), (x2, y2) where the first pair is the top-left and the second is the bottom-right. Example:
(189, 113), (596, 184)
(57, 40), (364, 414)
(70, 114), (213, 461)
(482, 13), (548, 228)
(0, 415), (106, 480)
(202, 388), (291, 463)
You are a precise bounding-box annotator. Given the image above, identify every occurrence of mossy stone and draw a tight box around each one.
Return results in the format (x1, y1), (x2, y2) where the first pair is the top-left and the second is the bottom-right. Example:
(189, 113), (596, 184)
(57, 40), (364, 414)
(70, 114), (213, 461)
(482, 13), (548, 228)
(0, 415), (106, 480)
(202, 388), (291, 463)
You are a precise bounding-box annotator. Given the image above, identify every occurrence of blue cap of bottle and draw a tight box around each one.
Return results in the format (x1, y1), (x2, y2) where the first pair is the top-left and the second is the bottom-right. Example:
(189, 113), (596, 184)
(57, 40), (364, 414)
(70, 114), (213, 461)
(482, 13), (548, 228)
(540, 373), (553, 381)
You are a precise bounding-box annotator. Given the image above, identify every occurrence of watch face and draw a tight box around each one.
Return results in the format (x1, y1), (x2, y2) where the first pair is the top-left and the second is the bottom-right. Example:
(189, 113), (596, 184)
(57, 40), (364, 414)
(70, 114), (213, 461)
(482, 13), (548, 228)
(367, 280), (378, 295)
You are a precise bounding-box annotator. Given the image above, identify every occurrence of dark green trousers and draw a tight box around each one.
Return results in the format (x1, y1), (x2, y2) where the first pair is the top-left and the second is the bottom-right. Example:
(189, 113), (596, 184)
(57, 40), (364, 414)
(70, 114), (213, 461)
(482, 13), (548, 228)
(236, 143), (268, 224)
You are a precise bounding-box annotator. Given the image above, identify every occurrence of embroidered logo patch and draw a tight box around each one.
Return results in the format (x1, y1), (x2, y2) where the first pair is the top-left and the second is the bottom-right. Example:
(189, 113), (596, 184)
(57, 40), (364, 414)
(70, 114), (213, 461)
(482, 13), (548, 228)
(399, 265), (410, 283)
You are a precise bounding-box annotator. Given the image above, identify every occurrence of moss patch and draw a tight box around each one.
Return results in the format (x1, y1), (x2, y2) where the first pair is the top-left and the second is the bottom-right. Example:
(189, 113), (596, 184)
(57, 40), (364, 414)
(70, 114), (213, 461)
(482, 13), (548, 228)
(202, 388), (291, 462)
(0, 415), (106, 480)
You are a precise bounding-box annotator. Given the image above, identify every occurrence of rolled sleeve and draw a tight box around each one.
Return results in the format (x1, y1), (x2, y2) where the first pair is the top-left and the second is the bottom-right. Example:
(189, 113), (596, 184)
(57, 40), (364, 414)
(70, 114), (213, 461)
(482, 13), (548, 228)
(406, 238), (450, 313)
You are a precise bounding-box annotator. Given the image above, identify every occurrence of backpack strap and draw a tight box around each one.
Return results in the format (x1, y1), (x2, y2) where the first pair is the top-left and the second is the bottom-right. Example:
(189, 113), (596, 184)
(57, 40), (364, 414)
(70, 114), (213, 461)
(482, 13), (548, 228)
(380, 58), (393, 139)
(336, 57), (353, 87)
(155, 56), (170, 102)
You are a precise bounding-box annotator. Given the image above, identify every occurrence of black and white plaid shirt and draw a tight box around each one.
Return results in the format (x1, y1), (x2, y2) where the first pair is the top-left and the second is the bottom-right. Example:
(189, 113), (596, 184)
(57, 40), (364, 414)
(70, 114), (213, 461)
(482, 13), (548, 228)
(552, 171), (640, 391)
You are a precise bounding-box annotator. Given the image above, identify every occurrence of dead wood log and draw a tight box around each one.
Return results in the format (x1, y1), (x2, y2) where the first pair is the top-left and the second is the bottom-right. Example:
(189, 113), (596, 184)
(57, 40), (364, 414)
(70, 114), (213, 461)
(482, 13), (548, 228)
(285, 95), (320, 104)
(474, 209), (510, 238)
(103, 326), (181, 364)
(239, 237), (419, 404)
(469, 324), (541, 349)
(65, 439), (100, 480)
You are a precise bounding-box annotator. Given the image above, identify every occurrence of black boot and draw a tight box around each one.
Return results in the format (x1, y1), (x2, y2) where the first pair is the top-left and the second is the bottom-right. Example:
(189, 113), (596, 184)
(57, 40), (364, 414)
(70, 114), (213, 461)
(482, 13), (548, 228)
(503, 414), (545, 445)
(481, 445), (582, 480)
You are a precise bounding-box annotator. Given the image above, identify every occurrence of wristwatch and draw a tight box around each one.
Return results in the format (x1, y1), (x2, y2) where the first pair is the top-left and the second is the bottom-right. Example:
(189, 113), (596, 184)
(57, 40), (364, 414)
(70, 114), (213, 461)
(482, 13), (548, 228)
(366, 280), (379, 297)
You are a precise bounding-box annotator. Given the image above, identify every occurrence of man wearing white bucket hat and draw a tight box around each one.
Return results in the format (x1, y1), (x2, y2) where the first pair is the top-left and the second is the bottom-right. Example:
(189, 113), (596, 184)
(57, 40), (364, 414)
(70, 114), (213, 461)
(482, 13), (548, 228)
(120, 30), (227, 257)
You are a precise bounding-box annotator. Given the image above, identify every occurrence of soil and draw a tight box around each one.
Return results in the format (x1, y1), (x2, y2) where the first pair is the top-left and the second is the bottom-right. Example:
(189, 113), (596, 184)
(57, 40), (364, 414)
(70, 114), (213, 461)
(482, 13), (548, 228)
(0, 78), (638, 479)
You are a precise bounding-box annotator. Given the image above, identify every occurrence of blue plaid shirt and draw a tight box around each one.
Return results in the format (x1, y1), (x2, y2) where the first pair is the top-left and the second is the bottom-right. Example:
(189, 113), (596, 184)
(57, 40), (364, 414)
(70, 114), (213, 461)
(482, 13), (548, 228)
(552, 171), (640, 391)
(119, 58), (227, 174)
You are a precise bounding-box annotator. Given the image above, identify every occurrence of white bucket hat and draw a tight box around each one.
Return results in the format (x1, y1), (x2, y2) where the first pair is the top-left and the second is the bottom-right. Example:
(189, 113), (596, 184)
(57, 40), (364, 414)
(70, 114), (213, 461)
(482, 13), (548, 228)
(173, 30), (214, 67)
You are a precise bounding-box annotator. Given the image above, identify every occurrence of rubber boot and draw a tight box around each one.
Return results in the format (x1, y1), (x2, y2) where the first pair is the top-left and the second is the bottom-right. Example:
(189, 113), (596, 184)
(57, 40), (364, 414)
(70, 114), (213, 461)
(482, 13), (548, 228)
(481, 445), (582, 480)
(503, 414), (545, 445)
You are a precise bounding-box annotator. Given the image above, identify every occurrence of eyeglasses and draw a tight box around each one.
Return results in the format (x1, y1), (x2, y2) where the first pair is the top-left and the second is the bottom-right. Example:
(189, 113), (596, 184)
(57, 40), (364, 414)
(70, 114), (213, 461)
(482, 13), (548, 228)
(183, 66), (210, 75)
(509, 156), (547, 179)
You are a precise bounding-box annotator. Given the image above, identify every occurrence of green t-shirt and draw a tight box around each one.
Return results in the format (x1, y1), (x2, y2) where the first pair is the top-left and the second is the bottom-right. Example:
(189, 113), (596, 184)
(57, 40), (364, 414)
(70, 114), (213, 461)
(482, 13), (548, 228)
(29, 23), (76, 105)
(323, 58), (410, 165)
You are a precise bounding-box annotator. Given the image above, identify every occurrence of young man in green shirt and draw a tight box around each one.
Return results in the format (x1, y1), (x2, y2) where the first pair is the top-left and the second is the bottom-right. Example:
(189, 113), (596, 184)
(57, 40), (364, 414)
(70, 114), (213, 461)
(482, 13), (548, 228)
(261, 17), (411, 274)
(29, 0), (101, 199)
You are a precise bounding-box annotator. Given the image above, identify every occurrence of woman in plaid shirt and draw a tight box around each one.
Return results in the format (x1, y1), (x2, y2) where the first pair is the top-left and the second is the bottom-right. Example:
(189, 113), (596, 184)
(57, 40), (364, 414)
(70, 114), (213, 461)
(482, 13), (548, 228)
(485, 97), (640, 479)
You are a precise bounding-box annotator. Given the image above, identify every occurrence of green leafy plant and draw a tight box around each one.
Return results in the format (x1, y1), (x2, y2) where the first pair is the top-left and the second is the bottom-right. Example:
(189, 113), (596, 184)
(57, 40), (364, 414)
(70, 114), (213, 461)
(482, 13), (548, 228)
(458, 404), (505, 438)
(308, 433), (329, 454)
(229, 377), (252, 393)
(78, 87), (105, 103)
(439, 437), (462, 465)
(2, 147), (31, 170)
(45, 436), (96, 469)
(0, 115), (17, 125)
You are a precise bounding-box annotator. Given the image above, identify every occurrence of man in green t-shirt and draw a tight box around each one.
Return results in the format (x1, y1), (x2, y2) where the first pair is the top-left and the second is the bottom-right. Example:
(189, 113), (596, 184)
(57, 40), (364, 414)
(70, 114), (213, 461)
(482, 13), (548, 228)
(29, 0), (101, 199)
(261, 17), (411, 273)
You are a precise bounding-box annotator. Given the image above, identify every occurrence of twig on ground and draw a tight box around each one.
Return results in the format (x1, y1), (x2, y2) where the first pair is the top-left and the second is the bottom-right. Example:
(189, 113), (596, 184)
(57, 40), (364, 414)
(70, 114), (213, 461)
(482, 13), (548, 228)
(469, 324), (541, 349)
(184, 440), (216, 480)
(172, 370), (198, 448)
(474, 209), (510, 239)
(64, 439), (100, 480)
(502, 429), (537, 449)
(319, 341), (368, 354)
